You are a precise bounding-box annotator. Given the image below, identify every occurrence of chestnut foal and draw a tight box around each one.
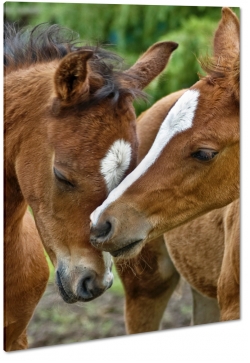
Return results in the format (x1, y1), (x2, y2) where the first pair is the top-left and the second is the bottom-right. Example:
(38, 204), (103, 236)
(90, 7), (240, 328)
(4, 23), (178, 350)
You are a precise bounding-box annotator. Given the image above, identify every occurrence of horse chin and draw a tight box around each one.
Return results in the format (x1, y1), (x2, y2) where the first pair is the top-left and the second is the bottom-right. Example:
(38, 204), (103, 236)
(110, 239), (144, 259)
(56, 270), (78, 304)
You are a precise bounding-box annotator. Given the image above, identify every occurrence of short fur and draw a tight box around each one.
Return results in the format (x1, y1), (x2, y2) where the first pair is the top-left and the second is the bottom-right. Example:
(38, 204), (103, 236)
(90, 7), (240, 325)
(4, 22), (178, 350)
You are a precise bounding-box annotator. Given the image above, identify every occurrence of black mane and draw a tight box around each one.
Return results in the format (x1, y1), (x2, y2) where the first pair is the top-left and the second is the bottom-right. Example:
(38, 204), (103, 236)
(4, 23), (146, 105)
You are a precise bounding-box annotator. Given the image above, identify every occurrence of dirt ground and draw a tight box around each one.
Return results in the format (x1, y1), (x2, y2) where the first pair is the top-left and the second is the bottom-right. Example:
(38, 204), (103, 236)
(27, 278), (193, 349)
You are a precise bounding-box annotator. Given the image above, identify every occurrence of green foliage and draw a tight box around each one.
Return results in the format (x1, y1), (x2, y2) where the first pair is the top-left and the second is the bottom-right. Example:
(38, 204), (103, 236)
(45, 252), (55, 283)
(4, 2), (120, 45)
(110, 267), (124, 295)
(134, 15), (218, 115)
(4, 3), (239, 116)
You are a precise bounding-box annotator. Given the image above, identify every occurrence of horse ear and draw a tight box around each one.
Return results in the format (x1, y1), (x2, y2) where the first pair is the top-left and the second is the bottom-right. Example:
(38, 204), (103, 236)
(213, 8), (240, 101)
(213, 7), (240, 61)
(54, 50), (93, 104)
(125, 41), (178, 90)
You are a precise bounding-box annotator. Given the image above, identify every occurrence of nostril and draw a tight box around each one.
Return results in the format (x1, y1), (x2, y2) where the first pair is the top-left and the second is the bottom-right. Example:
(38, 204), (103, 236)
(82, 277), (93, 297)
(100, 221), (111, 237)
(91, 220), (112, 239)
(77, 271), (103, 301)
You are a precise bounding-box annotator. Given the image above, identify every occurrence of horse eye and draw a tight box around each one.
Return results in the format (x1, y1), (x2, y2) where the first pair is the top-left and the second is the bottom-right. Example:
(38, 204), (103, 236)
(53, 167), (75, 188)
(191, 149), (218, 161)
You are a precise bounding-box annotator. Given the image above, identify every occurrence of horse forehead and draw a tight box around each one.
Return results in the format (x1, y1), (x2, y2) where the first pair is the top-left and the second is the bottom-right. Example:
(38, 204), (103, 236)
(56, 112), (133, 144)
(191, 82), (239, 129)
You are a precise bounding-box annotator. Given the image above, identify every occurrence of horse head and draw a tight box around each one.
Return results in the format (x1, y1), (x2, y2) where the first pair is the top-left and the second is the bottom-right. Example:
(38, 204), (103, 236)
(5, 24), (178, 302)
(90, 7), (240, 259)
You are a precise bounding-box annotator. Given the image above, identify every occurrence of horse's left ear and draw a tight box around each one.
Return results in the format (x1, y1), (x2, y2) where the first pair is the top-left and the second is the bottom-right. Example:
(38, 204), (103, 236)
(54, 50), (93, 105)
(125, 41), (178, 90)
(214, 8), (240, 62)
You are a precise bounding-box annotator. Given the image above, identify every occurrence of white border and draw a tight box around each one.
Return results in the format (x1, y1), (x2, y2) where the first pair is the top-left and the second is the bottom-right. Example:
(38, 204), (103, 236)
(1, 1), (249, 363)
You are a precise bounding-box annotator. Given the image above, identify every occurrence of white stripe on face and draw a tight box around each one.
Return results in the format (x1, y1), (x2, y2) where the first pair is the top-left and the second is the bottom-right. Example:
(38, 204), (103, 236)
(91, 89), (199, 225)
(100, 139), (132, 193)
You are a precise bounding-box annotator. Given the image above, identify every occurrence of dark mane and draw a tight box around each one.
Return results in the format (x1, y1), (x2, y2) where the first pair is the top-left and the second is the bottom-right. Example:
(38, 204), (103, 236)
(4, 23), (79, 69)
(4, 23), (147, 104)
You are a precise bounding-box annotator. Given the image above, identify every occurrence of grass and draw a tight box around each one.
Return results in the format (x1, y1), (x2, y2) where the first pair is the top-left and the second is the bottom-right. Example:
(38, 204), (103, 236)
(110, 267), (124, 295)
(45, 252), (55, 282)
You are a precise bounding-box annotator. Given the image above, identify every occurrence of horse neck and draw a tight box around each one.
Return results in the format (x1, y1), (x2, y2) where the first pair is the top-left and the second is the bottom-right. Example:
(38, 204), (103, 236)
(4, 63), (55, 235)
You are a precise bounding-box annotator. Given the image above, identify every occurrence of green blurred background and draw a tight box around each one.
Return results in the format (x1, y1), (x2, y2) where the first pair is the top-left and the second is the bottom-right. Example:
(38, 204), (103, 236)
(4, 2), (240, 116)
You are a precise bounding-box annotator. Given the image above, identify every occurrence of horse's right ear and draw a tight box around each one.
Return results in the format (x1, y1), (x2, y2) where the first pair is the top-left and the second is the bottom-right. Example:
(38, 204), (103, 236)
(125, 41), (178, 90)
(54, 50), (93, 105)
(213, 8), (240, 101)
(213, 7), (240, 62)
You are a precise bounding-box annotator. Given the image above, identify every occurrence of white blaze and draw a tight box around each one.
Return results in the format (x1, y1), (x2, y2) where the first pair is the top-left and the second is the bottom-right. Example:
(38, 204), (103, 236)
(91, 89), (200, 225)
(100, 139), (132, 193)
